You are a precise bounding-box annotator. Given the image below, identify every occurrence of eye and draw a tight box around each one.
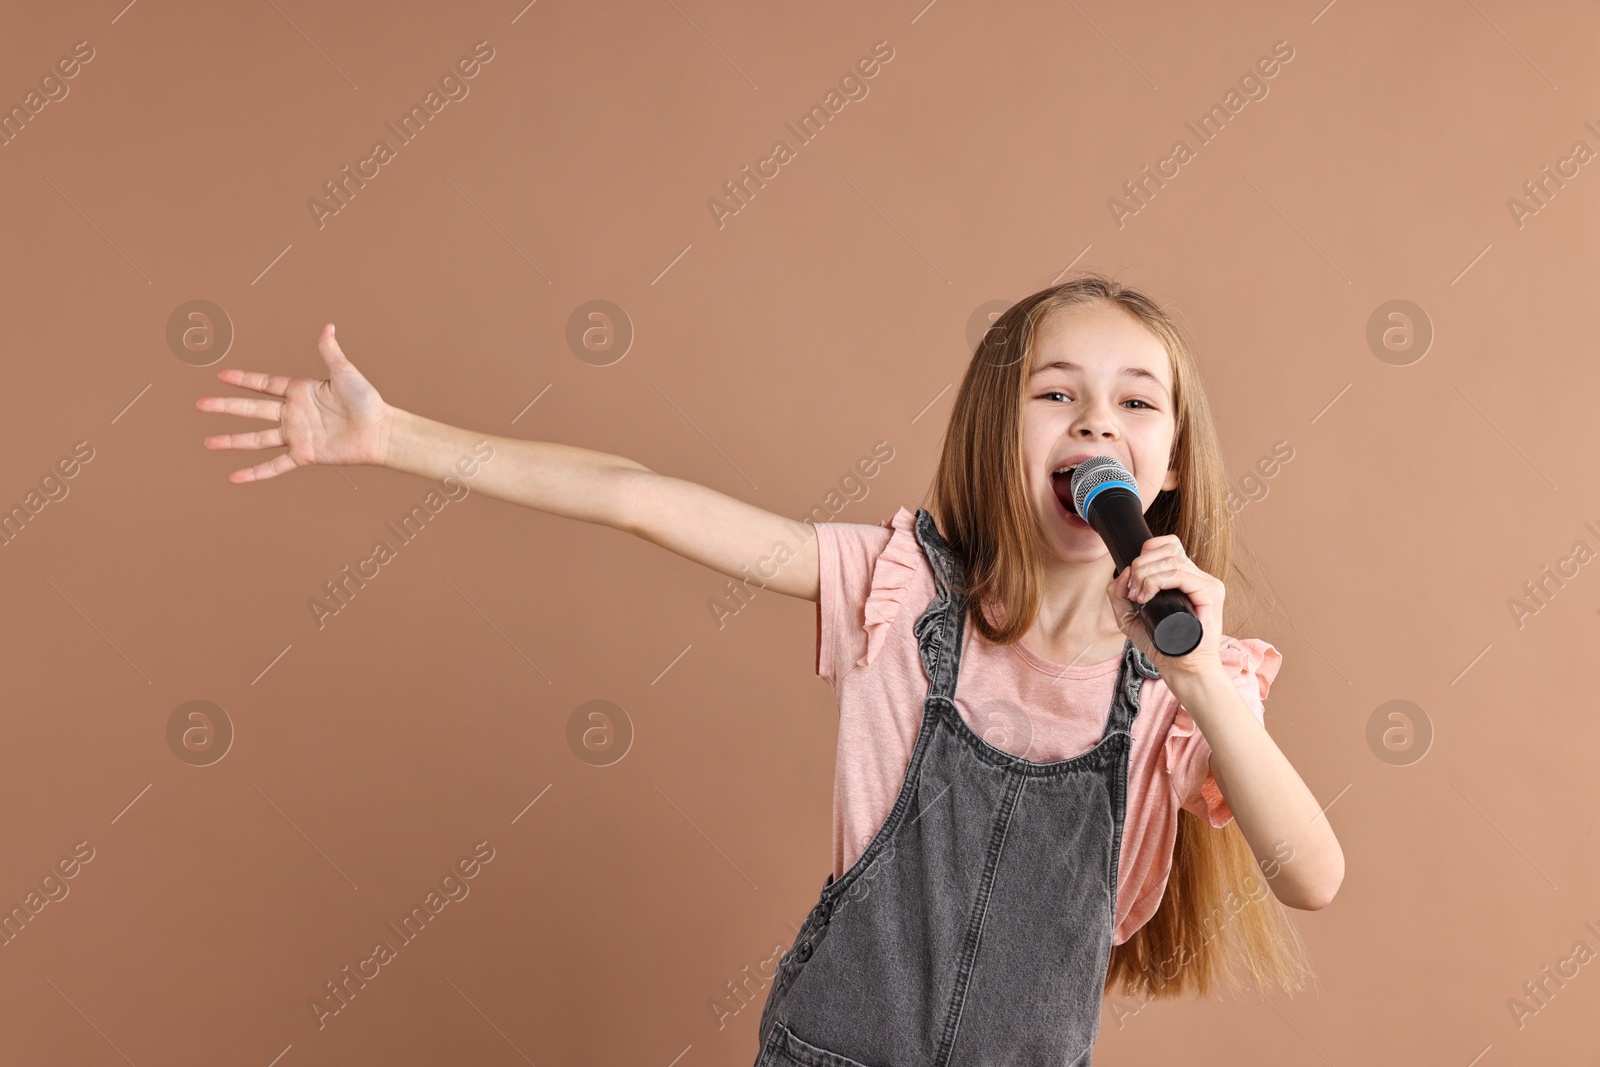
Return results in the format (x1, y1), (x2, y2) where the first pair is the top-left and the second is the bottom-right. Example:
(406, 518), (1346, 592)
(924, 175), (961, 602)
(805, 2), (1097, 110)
(1037, 391), (1154, 410)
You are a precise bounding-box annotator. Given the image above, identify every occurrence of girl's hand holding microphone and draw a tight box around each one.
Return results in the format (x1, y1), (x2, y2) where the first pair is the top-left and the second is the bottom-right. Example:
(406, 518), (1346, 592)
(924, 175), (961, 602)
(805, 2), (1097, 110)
(1108, 534), (1225, 684)
(195, 323), (393, 481)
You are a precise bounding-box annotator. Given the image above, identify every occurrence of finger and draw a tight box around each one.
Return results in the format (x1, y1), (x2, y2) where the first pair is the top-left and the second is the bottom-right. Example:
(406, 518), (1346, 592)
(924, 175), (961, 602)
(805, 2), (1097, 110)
(1139, 562), (1211, 603)
(1114, 575), (1143, 619)
(1133, 541), (1182, 565)
(1128, 546), (1185, 587)
(1111, 567), (1135, 602)
(215, 367), (297, 397)
(1134, 541), (1187, 572)
(316, 322), (352, 372)
(195, 395), (284, 422)
(1132, 564), (1183, 601)
(227, 451), (299, 483)
(204, 427), (285, 452)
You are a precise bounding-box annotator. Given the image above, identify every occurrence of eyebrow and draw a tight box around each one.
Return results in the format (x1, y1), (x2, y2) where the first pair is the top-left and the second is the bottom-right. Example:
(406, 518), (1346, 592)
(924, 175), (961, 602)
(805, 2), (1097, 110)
(1028, 360), (1169, 393)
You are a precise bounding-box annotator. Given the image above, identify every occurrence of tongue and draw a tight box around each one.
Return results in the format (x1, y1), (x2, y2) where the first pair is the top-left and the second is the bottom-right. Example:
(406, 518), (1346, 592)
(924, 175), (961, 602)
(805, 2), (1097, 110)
(1051, 472), (1077, 516)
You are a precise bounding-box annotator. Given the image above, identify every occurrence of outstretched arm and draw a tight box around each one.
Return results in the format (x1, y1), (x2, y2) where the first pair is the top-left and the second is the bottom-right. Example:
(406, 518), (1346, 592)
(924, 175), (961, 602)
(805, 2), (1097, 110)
(384, 407), (821, 601)
(196, 323), (821, 602)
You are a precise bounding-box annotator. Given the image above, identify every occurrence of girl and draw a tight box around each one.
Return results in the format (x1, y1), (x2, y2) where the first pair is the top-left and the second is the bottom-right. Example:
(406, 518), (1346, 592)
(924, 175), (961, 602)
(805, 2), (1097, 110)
(197, 273), (1342, 1065)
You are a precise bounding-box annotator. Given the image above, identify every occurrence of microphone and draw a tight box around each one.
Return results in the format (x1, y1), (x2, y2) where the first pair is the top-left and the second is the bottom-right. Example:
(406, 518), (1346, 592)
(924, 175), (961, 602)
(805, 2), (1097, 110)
(1054, 455), (1202, 657)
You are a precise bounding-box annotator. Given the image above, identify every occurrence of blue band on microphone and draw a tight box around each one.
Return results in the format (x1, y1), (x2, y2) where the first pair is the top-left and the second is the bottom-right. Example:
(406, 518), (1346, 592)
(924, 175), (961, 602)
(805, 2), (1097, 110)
(1081, 479), (1139, 518)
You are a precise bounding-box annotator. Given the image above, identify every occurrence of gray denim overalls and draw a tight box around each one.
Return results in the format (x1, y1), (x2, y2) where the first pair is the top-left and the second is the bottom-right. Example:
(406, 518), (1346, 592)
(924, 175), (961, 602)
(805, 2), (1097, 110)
(755, 507), (1160, 1066)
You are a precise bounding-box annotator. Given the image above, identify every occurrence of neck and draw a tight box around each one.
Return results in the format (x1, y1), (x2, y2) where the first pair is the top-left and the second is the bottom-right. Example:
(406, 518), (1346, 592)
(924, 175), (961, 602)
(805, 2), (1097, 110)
(1023, 550), (1123, 666)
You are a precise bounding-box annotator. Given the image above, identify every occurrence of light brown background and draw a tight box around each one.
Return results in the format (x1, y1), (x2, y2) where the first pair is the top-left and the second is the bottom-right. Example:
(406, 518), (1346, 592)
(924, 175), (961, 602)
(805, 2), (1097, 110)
(2, 0), (1597, 1063)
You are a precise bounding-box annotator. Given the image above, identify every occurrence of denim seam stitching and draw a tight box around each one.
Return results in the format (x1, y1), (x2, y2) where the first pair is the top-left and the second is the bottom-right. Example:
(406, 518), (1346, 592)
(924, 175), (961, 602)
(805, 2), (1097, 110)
(934, 772), (1026, 1066)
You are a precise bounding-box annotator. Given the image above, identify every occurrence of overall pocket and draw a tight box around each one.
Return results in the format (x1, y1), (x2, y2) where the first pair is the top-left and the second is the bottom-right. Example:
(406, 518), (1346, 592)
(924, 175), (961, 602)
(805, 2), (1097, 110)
(757, 1020), (876, 1067)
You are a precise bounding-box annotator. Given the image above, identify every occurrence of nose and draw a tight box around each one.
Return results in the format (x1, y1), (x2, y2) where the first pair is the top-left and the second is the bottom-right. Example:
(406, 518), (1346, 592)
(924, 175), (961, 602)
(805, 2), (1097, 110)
(1070, 393), (1120, 440)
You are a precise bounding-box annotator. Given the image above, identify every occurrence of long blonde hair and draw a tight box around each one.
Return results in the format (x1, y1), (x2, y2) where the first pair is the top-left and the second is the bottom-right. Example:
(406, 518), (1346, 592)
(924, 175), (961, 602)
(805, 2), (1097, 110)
(926, 271), (1315, 1000)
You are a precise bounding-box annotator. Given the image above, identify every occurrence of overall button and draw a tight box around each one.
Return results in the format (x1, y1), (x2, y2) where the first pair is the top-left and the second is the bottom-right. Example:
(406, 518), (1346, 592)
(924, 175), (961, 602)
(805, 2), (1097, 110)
(817, 900), (833, 923)
(796, 942), (813, 961)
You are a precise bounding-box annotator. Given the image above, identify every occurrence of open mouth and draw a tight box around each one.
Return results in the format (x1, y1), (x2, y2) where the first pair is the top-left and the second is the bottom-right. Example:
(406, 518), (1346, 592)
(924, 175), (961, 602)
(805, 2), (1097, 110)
(1049, 468), (1089, 526)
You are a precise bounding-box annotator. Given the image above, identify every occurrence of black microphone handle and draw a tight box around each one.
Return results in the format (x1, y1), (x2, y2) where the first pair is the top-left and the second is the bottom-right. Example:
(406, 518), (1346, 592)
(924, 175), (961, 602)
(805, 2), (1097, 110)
(1083, 486), (1203, 657)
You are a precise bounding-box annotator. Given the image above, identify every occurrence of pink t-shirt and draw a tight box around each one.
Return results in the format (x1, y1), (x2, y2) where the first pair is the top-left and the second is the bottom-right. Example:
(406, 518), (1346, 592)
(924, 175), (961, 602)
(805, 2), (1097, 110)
(814, 507), (1282, 946)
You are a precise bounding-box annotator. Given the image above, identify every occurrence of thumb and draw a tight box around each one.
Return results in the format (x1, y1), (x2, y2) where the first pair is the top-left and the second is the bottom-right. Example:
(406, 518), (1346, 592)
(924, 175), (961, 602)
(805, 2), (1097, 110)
(316, 322), (353, 373)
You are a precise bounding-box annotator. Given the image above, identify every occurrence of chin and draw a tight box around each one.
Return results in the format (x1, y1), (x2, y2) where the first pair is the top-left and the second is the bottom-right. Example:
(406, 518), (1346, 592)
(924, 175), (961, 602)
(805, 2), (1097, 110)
(1038, 511), (1105, 558)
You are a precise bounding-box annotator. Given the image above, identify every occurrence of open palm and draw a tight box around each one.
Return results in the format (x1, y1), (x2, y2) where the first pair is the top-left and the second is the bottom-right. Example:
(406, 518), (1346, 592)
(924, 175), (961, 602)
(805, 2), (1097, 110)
(196, 323), (392, 483)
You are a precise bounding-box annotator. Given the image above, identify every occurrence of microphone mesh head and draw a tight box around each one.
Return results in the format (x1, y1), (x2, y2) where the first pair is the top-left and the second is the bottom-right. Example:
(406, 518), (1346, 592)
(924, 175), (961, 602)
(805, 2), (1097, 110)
(1071, 455), (1139, 518)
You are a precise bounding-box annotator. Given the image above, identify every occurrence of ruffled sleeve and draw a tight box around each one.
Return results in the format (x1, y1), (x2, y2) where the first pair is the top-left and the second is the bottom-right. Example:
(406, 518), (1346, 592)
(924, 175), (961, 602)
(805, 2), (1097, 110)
(857, 507), (924, 671)
(815, 507), (928, 688)
(1165, 635), (1283, 828)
